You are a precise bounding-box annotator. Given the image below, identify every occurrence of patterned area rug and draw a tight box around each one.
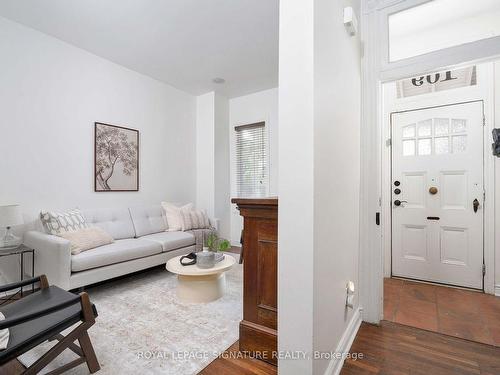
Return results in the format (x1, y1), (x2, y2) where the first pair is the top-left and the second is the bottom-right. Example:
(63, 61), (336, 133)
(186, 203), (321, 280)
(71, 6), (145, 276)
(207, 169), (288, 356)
(18, 255), (242, 374)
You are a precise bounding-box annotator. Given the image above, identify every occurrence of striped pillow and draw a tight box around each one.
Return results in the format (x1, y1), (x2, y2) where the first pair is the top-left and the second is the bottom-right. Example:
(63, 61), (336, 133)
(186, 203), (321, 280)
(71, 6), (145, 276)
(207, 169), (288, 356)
(189, 209), (211, 230)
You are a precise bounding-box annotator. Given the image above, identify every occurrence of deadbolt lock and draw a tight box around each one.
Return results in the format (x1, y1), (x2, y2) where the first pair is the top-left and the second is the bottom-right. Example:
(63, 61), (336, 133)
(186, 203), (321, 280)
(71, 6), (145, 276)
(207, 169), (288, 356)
(429, 186), (438, 195)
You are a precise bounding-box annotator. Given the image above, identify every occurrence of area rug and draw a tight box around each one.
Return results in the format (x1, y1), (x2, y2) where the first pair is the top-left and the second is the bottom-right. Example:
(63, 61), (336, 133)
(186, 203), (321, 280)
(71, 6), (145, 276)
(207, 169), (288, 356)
(18, 256), (242, 375)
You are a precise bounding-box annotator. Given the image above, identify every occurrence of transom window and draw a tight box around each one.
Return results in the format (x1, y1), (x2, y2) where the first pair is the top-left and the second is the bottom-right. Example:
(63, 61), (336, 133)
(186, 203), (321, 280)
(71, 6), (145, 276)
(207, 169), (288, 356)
(402, 118), (467, 156)
(388, 0), (500, 62)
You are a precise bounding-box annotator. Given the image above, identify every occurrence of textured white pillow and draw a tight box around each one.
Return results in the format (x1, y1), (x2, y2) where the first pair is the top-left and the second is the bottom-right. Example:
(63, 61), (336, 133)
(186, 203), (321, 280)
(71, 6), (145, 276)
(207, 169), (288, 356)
(161, 202), (193, 231)
(59, 227), (114, 255)
(189, 209), (211, 229)
(40, 208), (89, 235)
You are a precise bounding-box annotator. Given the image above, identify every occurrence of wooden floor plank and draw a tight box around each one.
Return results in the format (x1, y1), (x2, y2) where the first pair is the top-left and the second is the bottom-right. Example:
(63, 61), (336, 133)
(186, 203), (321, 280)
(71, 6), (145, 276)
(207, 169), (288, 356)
(341, 321), (500, 375)
(199, 341), (277, 375)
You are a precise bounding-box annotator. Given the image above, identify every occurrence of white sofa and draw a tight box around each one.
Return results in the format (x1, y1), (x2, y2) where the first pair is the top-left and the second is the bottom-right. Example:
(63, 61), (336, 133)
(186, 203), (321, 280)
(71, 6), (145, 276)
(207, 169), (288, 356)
(24, 205), (215, 290)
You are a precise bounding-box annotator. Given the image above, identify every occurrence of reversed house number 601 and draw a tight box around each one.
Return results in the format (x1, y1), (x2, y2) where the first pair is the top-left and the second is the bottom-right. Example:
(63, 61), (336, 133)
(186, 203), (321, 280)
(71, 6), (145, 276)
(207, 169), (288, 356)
(411, 71), (458, 86)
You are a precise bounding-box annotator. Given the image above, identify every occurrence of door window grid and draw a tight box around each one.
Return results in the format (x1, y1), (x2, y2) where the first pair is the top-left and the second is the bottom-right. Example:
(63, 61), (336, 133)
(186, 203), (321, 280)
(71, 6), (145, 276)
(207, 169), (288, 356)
(402, 118), (467, 156)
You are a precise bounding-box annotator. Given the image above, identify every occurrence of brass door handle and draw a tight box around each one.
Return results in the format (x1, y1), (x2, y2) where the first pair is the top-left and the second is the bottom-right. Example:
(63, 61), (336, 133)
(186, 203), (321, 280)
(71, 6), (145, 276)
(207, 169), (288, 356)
(473, 199), (480, 213)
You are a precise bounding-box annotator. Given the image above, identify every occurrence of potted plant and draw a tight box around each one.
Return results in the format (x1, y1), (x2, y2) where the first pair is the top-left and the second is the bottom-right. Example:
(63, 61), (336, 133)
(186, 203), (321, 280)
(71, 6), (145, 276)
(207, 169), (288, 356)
(205, 232), (230, 252)
(198, 232), (231, 268)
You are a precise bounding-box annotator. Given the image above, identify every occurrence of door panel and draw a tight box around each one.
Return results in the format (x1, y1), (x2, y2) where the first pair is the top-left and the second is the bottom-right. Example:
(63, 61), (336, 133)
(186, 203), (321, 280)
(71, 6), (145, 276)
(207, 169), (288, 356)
(391, 101), (484, 289)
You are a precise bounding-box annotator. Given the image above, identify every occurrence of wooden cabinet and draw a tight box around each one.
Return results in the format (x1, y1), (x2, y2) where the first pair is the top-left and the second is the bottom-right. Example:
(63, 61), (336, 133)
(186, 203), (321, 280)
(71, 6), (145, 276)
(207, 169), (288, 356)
(231, 197), (278, 366)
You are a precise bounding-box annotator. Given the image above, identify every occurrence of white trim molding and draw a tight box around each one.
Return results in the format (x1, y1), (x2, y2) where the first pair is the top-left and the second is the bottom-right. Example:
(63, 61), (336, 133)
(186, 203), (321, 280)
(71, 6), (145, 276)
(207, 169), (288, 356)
(495, 285), (500, 297)
(323, 307), (362, 375)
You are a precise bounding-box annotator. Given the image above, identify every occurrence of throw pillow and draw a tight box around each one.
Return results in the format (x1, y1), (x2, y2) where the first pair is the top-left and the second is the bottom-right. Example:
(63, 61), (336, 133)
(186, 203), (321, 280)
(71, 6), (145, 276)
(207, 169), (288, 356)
(40, 209), (89, 235)
(59, 227), (114, 255)
(161, 202), (193, 231)
(189, 209), (211, 229)
(180, 205), (194, 231)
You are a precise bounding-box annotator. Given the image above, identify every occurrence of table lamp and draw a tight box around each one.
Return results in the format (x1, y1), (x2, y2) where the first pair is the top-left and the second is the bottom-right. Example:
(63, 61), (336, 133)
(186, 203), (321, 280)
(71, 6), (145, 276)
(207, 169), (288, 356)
(0, 204), (24, 248)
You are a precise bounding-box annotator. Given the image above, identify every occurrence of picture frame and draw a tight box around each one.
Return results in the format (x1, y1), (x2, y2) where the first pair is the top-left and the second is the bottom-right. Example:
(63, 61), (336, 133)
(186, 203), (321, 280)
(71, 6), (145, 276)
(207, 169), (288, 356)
(94, 122), (139, 192)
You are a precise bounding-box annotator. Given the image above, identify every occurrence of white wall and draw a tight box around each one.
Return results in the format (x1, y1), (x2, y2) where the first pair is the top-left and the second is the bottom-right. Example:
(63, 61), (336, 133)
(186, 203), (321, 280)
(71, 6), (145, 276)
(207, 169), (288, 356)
(278, 0), (315, 372)
(0, 17), (197, 280)
(279, 0), (361, 374)
(196, 92), (216, 218)
(214, 94), (231, 240)
(229, 87), (278, 244)
(195, 91), (231, 240)
(312, 0), (361, 373)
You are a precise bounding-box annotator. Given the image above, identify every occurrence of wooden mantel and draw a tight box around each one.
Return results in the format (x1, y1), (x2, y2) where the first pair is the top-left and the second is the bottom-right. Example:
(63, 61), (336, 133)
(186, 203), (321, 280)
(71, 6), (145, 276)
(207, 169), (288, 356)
(231, 197), (278, 366)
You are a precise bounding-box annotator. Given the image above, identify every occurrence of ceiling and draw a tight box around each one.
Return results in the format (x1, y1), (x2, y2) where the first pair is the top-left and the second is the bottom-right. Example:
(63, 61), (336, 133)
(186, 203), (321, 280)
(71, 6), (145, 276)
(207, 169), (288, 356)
(0, 0), (279, 98)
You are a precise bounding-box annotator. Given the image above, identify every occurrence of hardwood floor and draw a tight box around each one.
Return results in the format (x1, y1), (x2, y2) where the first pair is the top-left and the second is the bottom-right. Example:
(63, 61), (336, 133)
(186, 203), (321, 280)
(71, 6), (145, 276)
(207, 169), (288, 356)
(384, 277), (500, 346)
(199, 341), (277, 375)
(341, 321), (500, 375)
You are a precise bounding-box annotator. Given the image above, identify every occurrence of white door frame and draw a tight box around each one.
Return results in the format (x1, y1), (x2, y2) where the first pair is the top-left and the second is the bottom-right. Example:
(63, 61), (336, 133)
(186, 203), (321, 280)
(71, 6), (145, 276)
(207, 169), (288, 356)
(385, 99), (488, 289)
(360, 0), (499, 323)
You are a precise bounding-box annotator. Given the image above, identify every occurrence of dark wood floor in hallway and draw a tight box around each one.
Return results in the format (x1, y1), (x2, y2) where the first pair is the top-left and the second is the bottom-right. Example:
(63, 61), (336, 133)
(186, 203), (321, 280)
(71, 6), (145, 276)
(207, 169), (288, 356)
(341, 321), (500, 375)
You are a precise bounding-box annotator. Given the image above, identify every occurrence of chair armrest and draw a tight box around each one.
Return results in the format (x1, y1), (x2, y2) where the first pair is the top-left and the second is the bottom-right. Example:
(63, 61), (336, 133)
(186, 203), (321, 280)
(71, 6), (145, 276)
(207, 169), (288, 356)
(0, 292), (81, 329)
(0, 276), (43, 294)
(23, 231), (72, 290)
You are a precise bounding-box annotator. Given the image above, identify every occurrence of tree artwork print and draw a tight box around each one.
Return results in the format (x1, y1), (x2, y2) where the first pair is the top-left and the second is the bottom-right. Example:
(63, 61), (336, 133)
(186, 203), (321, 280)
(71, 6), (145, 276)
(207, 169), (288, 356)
(94, 122), (139, 191)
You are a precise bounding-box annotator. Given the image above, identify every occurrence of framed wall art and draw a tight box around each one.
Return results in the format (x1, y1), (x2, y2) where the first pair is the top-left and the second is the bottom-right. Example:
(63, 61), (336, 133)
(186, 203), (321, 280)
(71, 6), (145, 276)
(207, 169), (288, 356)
(94, 122), (139, 192)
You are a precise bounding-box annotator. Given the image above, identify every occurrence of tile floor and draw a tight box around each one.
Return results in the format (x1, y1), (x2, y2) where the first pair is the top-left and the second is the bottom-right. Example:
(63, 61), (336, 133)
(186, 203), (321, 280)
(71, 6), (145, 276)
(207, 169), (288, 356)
(384, 277), (500, 346)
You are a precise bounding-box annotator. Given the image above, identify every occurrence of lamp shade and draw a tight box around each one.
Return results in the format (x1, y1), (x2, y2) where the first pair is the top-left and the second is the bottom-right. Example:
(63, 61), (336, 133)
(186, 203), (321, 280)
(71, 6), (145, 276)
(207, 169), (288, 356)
(0, 205), (24, 227)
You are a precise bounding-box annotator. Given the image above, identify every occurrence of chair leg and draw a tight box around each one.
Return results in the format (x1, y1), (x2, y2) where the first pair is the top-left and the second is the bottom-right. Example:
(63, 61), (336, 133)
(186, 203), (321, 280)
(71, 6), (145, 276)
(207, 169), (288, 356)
(78, 330), (100, 373)
(24, 324), (89, 375)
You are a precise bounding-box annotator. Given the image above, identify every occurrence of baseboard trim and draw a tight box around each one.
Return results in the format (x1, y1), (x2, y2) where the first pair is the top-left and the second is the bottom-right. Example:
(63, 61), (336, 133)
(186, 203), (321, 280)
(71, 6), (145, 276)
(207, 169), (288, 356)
(495, 285), (500, 297)
(324, 307), (362, 375)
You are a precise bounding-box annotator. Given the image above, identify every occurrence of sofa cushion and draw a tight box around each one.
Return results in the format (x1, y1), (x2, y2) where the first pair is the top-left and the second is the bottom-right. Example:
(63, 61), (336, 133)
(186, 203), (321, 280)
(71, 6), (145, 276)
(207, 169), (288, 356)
(140, 231), (195, 252)
(71, 238), (162, 272)
(82, 208), (135, 240)
(129, 206), (167, 237)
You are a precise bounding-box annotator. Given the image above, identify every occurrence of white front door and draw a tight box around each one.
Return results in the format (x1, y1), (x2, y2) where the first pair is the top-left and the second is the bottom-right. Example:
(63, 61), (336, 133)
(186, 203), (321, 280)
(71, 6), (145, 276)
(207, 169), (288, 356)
(391, 101), (484, 289)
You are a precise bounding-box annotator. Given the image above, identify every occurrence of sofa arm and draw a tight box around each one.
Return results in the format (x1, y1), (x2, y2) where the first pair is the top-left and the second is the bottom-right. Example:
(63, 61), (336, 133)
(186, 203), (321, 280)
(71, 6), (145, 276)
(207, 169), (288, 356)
(23, 231), (72, 290)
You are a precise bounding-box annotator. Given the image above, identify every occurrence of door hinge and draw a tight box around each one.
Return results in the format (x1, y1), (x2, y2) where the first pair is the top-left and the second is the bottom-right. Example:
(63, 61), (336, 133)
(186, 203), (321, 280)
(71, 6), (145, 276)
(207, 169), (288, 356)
(386, 138), (392, 147)
(483, 190), (486, 202)
(483, 264), (486, 276)
(483, 115), (486, 126)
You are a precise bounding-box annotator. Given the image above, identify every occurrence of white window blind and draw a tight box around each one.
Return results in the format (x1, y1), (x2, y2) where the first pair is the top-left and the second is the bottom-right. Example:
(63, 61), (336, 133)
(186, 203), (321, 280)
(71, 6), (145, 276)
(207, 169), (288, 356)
(235, 122), (268, 198)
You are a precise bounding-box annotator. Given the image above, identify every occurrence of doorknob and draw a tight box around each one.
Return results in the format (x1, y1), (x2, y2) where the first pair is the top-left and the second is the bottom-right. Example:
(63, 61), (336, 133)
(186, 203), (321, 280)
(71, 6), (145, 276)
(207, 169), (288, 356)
(394, 200), (407, 207)
(473, 199), (480, 213)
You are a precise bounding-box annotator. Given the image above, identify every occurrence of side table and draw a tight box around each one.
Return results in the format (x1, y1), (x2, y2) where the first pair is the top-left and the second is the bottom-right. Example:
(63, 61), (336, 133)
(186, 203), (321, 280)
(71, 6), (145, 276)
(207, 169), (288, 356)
(0, 244), (35, 304)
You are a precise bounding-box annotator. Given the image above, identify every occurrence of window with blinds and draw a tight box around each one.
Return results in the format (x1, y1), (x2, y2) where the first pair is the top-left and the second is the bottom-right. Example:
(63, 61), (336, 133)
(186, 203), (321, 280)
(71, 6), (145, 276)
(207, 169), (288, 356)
(235, 122), (268, 198)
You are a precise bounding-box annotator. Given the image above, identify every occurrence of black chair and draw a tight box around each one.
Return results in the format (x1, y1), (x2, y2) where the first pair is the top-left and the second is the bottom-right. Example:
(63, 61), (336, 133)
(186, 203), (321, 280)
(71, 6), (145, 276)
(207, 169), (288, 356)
(0, 275), (100, 374)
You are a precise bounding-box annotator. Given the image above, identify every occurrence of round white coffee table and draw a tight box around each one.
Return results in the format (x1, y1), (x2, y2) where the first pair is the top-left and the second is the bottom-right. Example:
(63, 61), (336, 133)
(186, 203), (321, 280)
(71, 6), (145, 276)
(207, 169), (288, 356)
(166, 254), (236, 303)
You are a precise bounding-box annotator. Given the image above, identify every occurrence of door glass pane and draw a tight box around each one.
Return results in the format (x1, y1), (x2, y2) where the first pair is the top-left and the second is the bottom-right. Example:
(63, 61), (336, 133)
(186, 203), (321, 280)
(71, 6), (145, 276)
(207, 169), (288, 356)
(403, 140), (415, 156)
(418, 120), (432, 137)
(434, 118), (449, 136)
(402, 124), (416, 138)
(418, 138), (431, 155)
(389, 0), (500, 61)
(451, 119), (466, 133)
(452, 135), (467, 153)
(435, 137), (449, 155)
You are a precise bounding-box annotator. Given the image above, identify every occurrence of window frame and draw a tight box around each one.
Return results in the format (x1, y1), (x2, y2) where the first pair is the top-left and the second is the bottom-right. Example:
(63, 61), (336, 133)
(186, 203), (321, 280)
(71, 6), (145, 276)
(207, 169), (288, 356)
(233, 121), (270, 198)
(379, 0), (500, 80)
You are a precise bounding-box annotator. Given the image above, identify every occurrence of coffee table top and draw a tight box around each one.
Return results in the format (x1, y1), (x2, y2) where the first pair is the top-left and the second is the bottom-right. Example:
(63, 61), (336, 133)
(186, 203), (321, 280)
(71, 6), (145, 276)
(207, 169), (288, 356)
(166, 253), (236, 276)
